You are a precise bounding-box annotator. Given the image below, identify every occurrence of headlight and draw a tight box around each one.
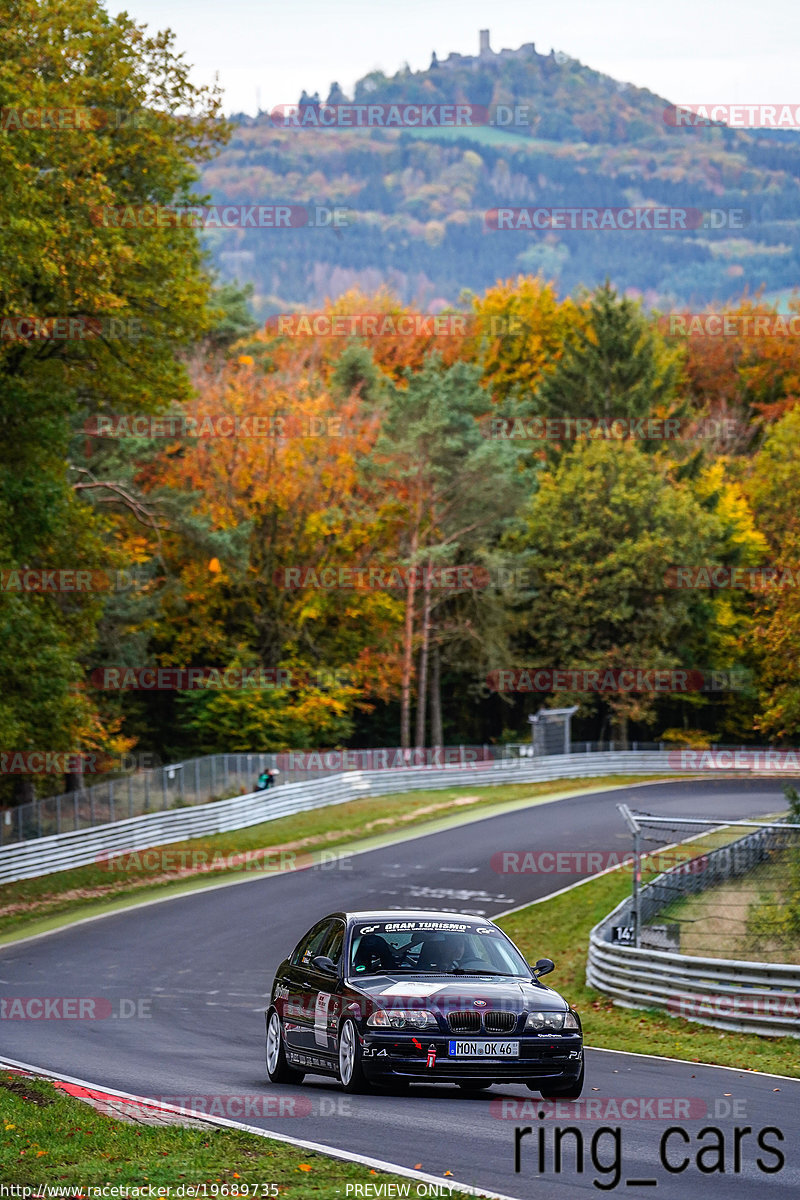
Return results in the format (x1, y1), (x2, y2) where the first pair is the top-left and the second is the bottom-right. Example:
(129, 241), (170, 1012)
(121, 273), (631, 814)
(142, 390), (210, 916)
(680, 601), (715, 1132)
(525, 1010), (567, 1031)
(367, 1008), (437, 1030)
(564, 1011), (580, 1031)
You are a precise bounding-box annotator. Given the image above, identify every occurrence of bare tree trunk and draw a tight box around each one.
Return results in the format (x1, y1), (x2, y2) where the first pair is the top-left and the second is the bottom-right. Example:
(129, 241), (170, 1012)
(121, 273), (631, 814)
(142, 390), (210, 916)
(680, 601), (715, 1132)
(430, 639), (443, 748)
(611, 708), (629, 749)
(400, 528), (419, 750)
(415, 560), (433, 749)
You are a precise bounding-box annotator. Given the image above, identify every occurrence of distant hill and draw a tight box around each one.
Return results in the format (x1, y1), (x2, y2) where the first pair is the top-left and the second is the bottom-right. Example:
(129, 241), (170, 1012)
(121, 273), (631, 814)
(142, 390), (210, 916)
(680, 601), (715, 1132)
(198, 31), (800, 317)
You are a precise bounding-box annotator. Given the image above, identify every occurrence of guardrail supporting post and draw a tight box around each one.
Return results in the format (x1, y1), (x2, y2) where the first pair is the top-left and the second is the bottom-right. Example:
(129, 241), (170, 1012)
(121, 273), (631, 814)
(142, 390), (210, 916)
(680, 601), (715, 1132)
(632, 825), (641, 947)
(617, 803), (642, 947)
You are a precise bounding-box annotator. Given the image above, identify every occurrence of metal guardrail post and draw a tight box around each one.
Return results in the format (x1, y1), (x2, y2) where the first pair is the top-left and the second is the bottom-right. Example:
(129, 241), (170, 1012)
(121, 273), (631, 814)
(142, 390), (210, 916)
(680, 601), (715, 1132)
(618, 804), (642, 947)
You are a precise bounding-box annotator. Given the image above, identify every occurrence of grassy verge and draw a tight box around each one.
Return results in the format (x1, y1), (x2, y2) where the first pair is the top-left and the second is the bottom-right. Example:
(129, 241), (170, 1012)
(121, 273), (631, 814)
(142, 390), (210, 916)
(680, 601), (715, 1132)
(496, 823), (800, 1079)
(0, 774), (674, 942)
(0, 1074), (477, 1194)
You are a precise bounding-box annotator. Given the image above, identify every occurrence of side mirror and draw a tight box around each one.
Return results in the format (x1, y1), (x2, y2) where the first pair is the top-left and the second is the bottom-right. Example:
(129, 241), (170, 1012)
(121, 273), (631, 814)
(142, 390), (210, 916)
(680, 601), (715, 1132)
(532, 957), (555, 979)
(312, 954), (338, 976)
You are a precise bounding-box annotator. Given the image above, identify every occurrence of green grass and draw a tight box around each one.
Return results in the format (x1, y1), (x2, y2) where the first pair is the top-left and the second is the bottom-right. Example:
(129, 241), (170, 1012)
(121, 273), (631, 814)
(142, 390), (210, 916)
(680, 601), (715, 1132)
(0, 774), (673, 942)
(0, 1074), (479, 1194)
(496, 826), (800, 1079)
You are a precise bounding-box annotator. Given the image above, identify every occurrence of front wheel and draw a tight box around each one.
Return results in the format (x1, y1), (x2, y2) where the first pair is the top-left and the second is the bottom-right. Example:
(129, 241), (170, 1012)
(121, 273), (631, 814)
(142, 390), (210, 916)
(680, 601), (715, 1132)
(538, 1063), (584, 1101)
(265, 1010), (304, 1084)
(338, 1018), (371, 1093)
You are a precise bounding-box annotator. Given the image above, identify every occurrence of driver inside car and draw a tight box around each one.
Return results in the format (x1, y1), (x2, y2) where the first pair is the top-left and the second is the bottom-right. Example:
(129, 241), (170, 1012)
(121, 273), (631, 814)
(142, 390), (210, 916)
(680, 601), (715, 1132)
(353, 932), (396, 973)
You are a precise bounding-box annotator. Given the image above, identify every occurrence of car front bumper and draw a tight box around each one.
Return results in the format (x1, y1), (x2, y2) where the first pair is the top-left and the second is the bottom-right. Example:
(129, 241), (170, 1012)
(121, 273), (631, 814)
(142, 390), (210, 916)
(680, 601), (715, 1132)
(360, 1031), (583, 1084)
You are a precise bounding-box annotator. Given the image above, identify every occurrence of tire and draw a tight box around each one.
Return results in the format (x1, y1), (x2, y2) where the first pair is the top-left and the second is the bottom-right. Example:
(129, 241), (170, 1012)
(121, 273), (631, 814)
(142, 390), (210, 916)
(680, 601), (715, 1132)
(538, 1063), (584, 1101)
(337, 1018), (371, 1093)
(265, 1010), (304, 1084)
(457, 1081), (492, 1091)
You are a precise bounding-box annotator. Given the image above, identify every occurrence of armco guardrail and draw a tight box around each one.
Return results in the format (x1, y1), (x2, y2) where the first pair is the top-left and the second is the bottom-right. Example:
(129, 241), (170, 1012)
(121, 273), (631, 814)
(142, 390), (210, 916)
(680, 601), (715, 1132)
(0, 750), (680, 885)
(587, 823), (800, 1038)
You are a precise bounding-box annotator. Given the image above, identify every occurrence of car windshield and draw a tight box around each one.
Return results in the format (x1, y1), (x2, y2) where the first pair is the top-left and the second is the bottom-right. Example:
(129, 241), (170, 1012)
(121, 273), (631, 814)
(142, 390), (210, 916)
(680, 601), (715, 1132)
(349, 920), (530, 976)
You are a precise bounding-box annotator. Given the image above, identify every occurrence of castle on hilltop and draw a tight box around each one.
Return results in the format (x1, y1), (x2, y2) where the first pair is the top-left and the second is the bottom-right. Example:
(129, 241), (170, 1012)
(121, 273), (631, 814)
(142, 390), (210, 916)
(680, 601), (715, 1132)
(431, 29), (539, 71)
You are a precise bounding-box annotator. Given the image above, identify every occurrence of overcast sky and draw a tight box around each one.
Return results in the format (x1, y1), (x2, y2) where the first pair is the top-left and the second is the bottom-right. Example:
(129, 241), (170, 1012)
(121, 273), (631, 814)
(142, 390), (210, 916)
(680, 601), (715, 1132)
(112, 0), (800, 117)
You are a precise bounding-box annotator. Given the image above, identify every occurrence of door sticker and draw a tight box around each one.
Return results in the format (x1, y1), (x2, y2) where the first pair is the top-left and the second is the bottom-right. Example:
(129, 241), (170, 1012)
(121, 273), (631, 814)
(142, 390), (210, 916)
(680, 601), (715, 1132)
(314, 992), (331, 1047)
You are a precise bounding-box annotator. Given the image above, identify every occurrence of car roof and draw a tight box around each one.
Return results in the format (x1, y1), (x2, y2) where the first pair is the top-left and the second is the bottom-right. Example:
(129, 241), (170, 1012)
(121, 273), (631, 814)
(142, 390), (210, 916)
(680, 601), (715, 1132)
(343, 910), (497, 926)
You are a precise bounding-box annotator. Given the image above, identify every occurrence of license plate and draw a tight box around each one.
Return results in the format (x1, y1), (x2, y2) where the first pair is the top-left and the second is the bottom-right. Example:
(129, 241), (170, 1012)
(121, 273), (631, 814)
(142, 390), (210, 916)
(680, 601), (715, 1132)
(448, 1039), (519, 1057)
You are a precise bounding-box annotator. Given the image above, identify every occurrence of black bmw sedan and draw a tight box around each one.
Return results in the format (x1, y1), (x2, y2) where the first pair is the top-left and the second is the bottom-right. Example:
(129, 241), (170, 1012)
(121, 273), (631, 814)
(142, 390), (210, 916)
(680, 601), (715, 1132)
(265, 909), (583, 1095)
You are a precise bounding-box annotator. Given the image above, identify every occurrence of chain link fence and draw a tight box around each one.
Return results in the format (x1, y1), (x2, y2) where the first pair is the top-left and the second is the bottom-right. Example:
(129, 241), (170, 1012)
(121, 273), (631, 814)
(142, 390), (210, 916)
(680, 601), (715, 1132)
(0, 744), (516, 847)
(618, 804), (800, 963)
(0, 737), (775, 849)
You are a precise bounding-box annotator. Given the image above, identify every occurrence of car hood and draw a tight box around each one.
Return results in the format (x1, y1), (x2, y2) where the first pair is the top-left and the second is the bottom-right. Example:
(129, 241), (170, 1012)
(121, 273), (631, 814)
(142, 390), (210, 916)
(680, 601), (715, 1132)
(349, 974), (567, 1013)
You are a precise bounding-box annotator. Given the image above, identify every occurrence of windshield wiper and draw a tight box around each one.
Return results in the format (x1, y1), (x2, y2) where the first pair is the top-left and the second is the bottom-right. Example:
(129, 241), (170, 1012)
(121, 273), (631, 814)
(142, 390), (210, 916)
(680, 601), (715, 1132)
(445, 968), (506, 975)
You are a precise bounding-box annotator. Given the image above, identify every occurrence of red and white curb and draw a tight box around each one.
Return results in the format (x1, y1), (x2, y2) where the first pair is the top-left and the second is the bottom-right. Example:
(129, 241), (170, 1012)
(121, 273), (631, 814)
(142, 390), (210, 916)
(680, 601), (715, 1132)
(0, 1055), (519, 1200)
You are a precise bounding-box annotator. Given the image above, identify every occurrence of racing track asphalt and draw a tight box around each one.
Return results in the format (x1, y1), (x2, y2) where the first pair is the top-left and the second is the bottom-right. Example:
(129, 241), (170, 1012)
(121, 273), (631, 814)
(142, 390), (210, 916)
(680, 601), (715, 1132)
(2, 777), (800, 1198)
